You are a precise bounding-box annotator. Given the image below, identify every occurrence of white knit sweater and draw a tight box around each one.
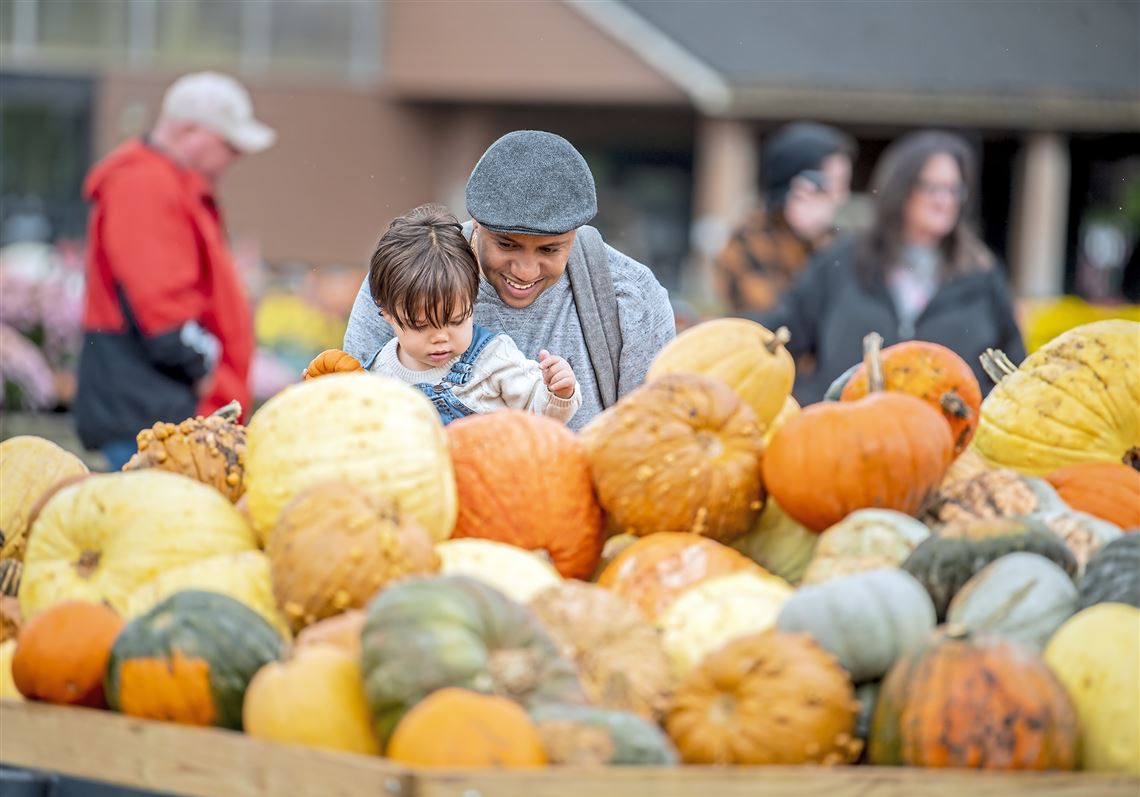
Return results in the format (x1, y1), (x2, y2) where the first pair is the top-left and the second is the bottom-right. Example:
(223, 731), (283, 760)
(370, 334), (580, 424)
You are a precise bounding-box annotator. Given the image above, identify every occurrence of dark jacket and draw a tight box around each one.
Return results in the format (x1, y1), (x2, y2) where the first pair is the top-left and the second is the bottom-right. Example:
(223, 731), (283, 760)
(754, 237), (1027, 404)
(75, 138), (253, 449)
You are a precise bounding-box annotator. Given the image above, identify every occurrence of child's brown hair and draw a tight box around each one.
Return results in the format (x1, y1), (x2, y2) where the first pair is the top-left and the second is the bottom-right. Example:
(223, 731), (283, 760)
(368, 204), (479, 330)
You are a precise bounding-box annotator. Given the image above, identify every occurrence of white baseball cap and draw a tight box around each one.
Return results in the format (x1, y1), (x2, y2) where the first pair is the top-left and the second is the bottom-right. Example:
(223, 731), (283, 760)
(161, 71), (276, 154)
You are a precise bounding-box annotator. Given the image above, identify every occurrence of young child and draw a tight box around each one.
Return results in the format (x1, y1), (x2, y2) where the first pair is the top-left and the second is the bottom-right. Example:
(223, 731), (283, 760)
(359, 204), (581, 425)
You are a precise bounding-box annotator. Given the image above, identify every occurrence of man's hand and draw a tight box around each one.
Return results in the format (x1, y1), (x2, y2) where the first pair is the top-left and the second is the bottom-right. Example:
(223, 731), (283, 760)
(539, 349), (576, 399)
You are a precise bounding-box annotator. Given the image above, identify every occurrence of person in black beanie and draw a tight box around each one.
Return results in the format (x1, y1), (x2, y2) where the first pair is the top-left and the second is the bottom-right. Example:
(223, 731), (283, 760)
(714, 122), (855, 314)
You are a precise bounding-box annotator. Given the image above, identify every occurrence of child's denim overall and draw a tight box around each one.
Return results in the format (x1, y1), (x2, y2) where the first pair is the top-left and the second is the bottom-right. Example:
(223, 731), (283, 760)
(364, 324), (500, 426)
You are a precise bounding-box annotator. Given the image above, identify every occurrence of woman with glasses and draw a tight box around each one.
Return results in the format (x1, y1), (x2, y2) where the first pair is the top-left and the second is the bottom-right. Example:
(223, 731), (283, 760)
(752, 130), (1026, 404)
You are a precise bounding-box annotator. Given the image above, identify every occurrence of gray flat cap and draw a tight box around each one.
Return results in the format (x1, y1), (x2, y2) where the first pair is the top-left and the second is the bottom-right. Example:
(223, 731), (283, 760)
(466, 130), (597, 236)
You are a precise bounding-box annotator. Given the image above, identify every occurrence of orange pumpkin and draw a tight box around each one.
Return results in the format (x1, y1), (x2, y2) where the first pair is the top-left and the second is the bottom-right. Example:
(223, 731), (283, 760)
(596, 532), (766, 621)
(303, 349), (363, 379)
(1045, 462), (1140, 529)
(267, 482), (439, 633)
(387, 687), (548, 768)
(870, 628), (1078, 769)
(666, 630), (860, 764)
(765, 334), (955, 532)
(582, 373), (766, 543)
(294, 609), (366, 661)
(840, 340), (981, 454)
(447, 411), (604, 579)
(12, 601), (124, 707)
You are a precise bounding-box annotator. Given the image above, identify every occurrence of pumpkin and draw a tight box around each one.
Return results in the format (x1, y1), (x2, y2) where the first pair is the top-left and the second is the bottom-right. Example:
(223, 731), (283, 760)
(853, 681), (879, 756)
(729, 498), (818, 584)
(124, 551), (290, 639)
(946, 552), (1078, 651)
(19, 471), (256, 619)
(762, 395), (801, 446)
(765, 334), (954, 532)
(657, 571), (793, 679)
(666, 630), (860, 765)
(924, 468), (1044, 526)
(0, 436), (88, 561)
(939, 448), (994, 487)
(1044, 603), (1140, 774)
(294, 609), (365, 660)
(869, 627), (1078, 769)
(840, 340), (981, 454)
(267, 481), (439, 632)
(1041, 509), (1123, 577)
(106, 590), (285, 729)
(646, 318), (794, 427)
(387, 687), (547, 768)
(447, 411), (604, 579)
(530, 703), (678, 765)
(0, 638), (20, 701)
(1045, 462), (1140, 529)
(592, 533), (638, 581)
(801, 509), (930, 586)
(360, 575), (584, 743)
(244, 373), (457, 545)
(972, 320), (1140, 475)
(777, 569), (936, 684)
(1079, 534), (1139, 609)
(0, 595), (19, 643)
(123, 401), (246, 501)
(596, 532), (768, 621)
(243, 645), (380, 755)
(435, 538), (561, 604)
(529, 582), (673, 722)
(303, 348), (363, 379)
(903, 517), (1077, 620)
(12, 600), (123, 707)
(581, 373), (765, 543)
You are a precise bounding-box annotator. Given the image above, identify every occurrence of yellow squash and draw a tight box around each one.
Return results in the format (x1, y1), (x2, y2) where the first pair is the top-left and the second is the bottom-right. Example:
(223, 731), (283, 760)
(0, 436), (88, 560)
(972, 320), (1140, 476)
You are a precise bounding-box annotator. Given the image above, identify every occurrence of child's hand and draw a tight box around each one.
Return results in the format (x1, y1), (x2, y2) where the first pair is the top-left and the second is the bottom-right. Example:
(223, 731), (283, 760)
(539, 350), (576, 399)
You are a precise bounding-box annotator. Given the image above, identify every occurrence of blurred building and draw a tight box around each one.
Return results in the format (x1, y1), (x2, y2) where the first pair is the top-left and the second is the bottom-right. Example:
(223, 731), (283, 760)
(1, 0), (1138, 302)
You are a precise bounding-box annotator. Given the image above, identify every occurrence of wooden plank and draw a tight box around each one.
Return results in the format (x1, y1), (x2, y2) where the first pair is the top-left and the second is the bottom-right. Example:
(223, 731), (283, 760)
(0, 700), (413, 797)
(411, 768), (1140, 797)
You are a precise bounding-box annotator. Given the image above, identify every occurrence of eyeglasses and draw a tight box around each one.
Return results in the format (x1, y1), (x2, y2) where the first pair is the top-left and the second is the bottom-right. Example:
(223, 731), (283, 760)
(915, 180), (968, 202)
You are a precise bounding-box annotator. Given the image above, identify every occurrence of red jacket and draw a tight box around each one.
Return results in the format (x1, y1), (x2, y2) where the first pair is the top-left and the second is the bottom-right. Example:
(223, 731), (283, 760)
(75, 139), (252, 447)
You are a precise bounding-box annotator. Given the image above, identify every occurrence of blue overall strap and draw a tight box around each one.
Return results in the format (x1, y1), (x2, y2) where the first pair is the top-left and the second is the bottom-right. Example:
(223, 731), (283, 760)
(446, 324), (500, 386)
(361, 348), (383, 370)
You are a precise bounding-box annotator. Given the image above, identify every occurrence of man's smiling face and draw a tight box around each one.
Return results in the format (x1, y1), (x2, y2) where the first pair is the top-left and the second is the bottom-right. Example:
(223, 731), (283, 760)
(471, 224), (577, 308)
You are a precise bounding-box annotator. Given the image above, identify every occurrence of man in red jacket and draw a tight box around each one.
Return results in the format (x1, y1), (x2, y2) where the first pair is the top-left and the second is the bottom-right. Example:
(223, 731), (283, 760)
(75, 72), (275, 470)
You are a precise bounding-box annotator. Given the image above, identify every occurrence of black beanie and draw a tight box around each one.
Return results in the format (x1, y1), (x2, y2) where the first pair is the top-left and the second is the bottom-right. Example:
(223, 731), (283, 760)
(761, 122), (851, 208)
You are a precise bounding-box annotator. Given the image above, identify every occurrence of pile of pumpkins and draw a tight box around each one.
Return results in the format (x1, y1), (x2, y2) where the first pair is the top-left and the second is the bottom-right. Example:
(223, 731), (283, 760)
(0, 318), (1137, 774)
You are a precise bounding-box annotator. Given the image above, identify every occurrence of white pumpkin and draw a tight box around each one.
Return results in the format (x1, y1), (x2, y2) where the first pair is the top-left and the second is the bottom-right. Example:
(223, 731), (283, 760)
(801, 509), (930, 585)
(1044, 603), (1140, 774)
(730, 499), (818, 584)
(776, 569), (935, 683)
(19, 471), (256, 618)
(244, 373), (457, 545)
(435, 538), (561, 604)
(656, 571), (793, 679)
(124, 550), (290, 638)
(946, 552), (1077, 652)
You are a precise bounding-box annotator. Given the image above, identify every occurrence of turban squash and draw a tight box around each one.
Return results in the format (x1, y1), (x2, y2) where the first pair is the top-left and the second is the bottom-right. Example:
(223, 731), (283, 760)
(972, 319), (1140, 476)
(447, 410), (604, 579)
(303, 348), (363, 379)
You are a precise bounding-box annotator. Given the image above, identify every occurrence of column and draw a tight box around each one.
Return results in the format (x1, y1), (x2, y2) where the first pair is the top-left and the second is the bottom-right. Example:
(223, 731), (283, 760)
(1009, 133), (1070, 299)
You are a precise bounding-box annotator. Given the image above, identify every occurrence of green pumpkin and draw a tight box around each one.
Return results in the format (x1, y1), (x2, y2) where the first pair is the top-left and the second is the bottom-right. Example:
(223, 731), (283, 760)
(903, 517), (1077, 620)
(1080, 534), (1140, 610)
(853, 681), (880, 762)
(361, 575), (585, 743)
(530, 703), (678, 765)
(105, 590), (285, 730)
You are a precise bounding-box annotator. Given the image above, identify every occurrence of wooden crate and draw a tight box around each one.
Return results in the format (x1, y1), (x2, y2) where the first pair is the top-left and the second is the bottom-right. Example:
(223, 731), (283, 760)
(2, 700), (1137, 797)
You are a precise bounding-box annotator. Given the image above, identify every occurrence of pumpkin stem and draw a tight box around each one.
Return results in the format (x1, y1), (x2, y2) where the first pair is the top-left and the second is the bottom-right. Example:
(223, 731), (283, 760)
(1124, 447), (1140, 472)
(862, 332), (885, 393)
(764, 326), (792, 355)
(979, 349), (1018, 385)
(939, 391), (971, 419)
(209, 400), (242, 423)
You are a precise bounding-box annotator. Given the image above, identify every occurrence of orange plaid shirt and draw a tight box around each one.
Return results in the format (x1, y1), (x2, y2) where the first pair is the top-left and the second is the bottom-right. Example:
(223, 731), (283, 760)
(713, 209), (816, 313)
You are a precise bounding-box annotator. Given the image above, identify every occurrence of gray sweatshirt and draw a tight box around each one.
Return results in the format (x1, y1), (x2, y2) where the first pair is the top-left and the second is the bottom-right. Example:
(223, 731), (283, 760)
(343, 244), (675, 430)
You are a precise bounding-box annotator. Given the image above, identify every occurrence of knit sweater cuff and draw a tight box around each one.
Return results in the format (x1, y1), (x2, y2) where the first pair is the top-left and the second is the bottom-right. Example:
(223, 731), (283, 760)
(547, 382), (578, 408)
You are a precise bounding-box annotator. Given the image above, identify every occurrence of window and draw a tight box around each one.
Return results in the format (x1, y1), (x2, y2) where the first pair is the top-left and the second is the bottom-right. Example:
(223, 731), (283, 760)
(270, 0), (355, 75)
(35, 0), (129, 63)
(154, 0), (242, 67)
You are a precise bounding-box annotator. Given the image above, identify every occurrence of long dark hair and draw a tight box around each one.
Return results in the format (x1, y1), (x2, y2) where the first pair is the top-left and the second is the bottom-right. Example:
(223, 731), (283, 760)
(858, 130), (993, 284)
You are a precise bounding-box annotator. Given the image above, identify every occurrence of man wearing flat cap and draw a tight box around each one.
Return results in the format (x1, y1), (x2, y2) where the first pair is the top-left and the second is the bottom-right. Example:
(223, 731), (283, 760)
(345, 130), (676, 429)
(75, 71), (275, 469)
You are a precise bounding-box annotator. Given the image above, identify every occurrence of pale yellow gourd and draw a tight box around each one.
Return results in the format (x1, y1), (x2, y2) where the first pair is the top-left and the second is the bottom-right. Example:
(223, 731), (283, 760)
(244, 373), (457, 544)
(0, 436), (88, 560)
(435, 538), (561, 604)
